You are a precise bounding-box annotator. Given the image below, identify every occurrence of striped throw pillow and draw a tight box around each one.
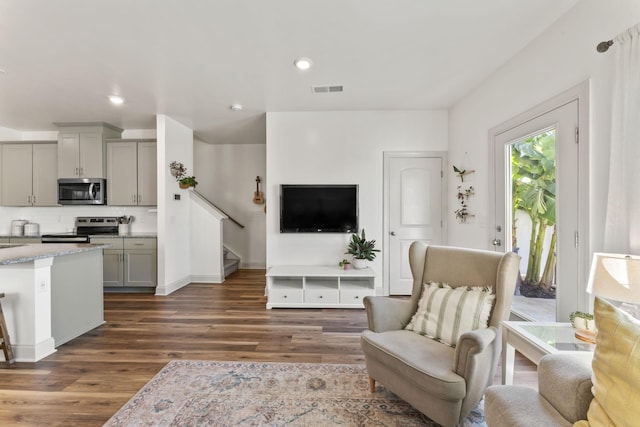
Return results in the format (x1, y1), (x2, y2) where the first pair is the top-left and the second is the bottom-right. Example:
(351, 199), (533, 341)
(405, 281), (495, 347)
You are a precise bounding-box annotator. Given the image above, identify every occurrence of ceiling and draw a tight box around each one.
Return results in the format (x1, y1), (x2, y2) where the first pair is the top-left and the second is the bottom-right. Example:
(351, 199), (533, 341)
(0, 0), (579, 144)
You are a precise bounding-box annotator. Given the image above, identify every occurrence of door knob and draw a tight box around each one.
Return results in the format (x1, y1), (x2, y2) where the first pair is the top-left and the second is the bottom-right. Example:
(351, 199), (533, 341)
(390, 231), (397, 236)
(492, 239), (502, 247)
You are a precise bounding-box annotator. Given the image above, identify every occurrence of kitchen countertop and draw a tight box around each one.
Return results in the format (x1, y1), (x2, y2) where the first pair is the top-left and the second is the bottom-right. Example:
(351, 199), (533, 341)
(0, 243), (111, 266)
(0, 233), (157, 239)
(90, 232), (157, 238)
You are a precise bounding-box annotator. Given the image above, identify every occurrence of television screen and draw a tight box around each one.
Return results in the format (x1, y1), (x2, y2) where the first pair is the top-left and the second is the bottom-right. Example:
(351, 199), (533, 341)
(280, 185), (358, 233)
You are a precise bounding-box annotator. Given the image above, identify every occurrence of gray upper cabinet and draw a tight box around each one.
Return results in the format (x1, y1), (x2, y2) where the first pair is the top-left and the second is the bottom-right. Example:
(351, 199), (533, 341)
(56, 122), (123, 178)
(58, 132), (103, 178)
(2, 143), (58, 206)
(106, 140), (157, 206)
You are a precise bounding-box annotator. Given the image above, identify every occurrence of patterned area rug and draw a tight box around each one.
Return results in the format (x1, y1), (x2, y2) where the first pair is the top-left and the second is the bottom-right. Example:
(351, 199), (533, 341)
(105, 360), (487, 427)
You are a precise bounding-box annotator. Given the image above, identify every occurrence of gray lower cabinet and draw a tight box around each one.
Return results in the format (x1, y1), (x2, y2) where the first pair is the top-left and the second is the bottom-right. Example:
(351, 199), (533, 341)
(92, 237), (157, 289)
(9, 237), (41, 244)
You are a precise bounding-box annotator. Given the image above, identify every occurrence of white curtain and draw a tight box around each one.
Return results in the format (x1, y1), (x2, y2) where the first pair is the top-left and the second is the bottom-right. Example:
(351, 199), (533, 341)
(604, 23), (640, 254)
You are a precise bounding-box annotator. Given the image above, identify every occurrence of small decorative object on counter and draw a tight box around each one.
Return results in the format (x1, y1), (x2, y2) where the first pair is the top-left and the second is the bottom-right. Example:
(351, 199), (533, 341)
(338, 259), (351, 270)
(570, 311), (596, 343)
(11, 219), (28, 236)
(24, 222), (39, 236)
(345, 229), (380, 269)
(117, 216), (134, 235)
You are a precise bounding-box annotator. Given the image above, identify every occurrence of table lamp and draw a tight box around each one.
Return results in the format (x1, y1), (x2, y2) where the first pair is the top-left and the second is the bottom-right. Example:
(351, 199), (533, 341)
(584, 252), (640, 342)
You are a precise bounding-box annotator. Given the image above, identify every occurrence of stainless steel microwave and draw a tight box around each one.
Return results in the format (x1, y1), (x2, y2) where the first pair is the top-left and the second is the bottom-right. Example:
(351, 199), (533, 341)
(58, 178), (107, 205)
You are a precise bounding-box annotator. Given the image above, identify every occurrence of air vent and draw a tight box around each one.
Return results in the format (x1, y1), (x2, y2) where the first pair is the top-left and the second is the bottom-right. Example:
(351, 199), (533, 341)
(312, 85), (344, 94)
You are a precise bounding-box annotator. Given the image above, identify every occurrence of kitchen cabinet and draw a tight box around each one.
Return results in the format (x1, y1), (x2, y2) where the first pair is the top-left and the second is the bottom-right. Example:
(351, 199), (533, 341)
(92, 237), (157, 289)
(124, 238), (157, 287)
(56, 122), (123, 178)
(97, 237), (124, 287)
(9, 237), (40, 244)
(106, 140), (157, 206)
(1, 143), (58, 206)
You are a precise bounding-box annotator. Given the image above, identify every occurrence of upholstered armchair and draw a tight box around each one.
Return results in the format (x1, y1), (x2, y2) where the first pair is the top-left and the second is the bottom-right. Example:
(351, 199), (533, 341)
(485, 353), (593, 427)
(360, 242), (519, 427)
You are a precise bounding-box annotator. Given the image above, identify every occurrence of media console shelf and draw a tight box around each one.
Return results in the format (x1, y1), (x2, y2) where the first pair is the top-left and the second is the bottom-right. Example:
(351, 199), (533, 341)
(266, 265), (375, 309)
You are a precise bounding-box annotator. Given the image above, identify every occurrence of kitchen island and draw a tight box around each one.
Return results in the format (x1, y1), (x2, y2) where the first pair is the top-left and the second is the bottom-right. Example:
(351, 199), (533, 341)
(0, 243), (108, 362)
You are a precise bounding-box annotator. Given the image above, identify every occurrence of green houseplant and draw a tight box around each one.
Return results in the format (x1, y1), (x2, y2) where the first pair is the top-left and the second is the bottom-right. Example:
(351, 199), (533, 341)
(338, 259), (351, 270)
(170, 161), (198, 189)
(346, 229), (380, 269)
(179, 176), (198, 189)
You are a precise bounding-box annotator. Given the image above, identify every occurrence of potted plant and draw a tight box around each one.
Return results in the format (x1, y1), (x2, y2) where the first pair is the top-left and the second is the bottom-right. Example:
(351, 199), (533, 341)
(346, 229), (380, 269)
(179, 176), (198, 189)
(170, 161), (198, 189)
(338, 259), (351, 270)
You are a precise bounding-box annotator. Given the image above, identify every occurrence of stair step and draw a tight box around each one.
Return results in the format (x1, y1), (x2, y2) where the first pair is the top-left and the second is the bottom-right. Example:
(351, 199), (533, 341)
(224, 258), (240, 277)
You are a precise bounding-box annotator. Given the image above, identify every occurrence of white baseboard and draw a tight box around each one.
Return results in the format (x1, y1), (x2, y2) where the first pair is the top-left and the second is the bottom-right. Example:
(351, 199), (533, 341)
(239, 262), (266, 269)
(11, 337), (56, 362)
(155, 276), (190, 296)
(190, 274), (223, 284)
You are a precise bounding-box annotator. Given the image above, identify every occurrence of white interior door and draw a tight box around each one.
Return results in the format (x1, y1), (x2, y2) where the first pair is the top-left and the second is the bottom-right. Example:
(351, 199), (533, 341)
(384, 153), (445, 295)
(492, 100), (579, 321)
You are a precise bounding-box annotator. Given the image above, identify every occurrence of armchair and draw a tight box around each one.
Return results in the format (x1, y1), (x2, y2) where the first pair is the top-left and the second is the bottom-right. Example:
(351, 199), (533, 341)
(485, 353), (593, 426)
(360, 242), (519, 427)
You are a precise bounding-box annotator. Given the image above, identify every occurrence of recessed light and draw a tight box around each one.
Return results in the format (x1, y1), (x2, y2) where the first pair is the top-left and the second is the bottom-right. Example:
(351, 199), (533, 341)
(230, 104), (243, 111)
(109, 95), (124, 105)
(0, 68), (6, 75)
(294, 57), (312, 70)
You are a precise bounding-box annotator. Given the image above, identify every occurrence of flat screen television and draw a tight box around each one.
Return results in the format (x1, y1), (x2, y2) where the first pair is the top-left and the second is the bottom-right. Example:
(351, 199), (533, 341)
(280, 184), (358, 233)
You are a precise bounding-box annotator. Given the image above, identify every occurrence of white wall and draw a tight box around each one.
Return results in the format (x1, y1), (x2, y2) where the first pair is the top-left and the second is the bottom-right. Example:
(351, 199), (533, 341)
(156, 115), (193, 295)
(265, 111), (448, 289)
(189, 191), (225, 283)
(448, 0), (640, 255)
(194, 141), (266, 268)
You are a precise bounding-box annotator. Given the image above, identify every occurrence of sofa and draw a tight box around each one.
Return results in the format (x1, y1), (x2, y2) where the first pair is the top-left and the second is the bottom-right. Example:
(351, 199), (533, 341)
(485, 353), (593, 427)
(487, 297), (640, 427)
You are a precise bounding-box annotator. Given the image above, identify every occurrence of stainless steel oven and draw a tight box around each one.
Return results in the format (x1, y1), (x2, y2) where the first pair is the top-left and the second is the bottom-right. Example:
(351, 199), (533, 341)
(41, 216), (120, 243)
(58, 178), (106, 205)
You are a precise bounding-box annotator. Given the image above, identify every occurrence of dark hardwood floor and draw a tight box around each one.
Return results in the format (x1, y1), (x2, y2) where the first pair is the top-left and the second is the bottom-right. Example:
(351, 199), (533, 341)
(0, 269), (536, 426)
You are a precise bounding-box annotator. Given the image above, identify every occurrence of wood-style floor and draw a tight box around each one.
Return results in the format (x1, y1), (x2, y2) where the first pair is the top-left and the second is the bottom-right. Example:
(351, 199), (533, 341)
(0, 269), (536, 426)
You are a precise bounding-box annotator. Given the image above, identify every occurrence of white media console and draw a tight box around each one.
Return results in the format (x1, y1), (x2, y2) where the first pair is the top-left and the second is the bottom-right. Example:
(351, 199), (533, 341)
(266, 265), (375, 309)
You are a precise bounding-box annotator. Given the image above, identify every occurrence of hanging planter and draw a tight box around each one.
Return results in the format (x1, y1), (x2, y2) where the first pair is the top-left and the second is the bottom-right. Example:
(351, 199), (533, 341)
(179, 176), (198, 189)
(170, 161), (197, 189)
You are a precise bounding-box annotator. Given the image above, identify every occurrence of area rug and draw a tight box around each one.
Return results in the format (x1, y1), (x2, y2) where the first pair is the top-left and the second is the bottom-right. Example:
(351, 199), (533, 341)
(104, 360), (486, 426)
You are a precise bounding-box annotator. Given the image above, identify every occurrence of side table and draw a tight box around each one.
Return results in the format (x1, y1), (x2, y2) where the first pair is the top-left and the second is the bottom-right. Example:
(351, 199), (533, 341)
(501, 321), (595, 385)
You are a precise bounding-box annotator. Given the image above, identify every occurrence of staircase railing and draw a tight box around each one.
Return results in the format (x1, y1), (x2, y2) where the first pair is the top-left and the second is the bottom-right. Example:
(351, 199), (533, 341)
(190, 189), (245, 228)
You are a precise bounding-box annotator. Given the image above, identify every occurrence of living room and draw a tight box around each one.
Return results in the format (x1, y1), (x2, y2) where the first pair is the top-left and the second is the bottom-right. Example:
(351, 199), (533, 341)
(1, 1), (640, 425)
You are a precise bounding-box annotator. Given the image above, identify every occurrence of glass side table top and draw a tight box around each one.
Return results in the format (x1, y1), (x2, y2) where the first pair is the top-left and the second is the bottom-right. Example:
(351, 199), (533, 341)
(505, 321), (596, 353)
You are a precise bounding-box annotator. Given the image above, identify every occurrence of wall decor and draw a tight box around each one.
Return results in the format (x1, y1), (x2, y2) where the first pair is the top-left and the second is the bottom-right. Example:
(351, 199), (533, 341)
(169, 161), (198, 189)
(453, 164), (475, 223)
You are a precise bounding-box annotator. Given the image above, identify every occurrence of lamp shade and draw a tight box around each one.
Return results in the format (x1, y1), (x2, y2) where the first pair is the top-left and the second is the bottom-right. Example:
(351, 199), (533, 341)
(587, 253), (640, 304)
